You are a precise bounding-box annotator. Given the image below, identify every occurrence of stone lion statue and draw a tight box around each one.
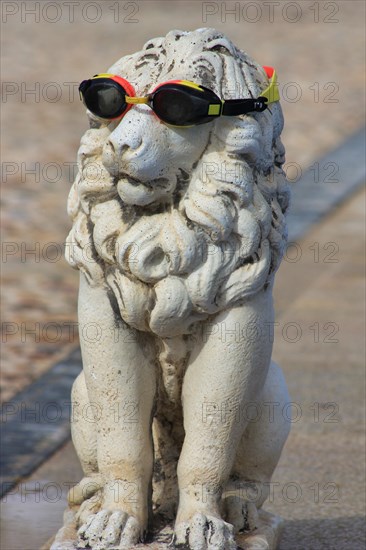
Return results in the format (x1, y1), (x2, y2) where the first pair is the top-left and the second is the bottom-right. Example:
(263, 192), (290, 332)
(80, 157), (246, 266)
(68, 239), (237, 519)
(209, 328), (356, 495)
(53, 28), (291, 550)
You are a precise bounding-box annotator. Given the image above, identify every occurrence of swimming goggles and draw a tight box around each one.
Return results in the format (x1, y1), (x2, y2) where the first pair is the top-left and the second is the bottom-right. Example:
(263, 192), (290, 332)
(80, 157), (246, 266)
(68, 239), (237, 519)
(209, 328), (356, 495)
(79, 66), (279, 127)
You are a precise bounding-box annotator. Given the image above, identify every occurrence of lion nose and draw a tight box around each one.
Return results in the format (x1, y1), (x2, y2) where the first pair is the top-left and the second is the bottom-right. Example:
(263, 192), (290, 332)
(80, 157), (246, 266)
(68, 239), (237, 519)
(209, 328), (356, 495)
(107, 132), (142, 156)
(102, 129), (143, 175)
(102, 107), (153, 176)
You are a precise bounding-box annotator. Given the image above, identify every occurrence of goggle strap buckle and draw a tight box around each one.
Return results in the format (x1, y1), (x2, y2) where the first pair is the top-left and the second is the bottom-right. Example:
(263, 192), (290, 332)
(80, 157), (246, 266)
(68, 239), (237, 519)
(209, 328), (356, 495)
(222, 97), (268, 116)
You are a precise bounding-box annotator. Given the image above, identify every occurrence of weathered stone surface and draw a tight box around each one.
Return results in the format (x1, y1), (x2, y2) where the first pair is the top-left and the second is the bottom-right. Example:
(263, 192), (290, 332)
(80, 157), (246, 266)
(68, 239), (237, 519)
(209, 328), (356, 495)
(236, 511), (284, 549)
(53, 28), (291, 549)
(45, 510), (283, 549)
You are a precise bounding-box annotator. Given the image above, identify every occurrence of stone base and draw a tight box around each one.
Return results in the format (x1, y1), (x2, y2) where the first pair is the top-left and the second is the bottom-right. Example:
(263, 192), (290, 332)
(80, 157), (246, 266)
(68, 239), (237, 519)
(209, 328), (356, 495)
(43, 510), (284, 550)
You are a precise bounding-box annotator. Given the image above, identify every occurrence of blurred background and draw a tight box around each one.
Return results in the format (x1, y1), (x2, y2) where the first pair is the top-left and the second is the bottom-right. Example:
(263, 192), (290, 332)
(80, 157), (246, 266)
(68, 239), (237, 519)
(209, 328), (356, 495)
(1, 2), (365, 548)
(1, 0), (365, 401)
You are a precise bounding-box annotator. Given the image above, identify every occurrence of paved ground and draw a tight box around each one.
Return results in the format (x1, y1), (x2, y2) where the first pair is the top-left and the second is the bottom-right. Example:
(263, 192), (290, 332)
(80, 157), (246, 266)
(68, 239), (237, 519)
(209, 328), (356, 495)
(1, 185), (364, 549)
(1, 0), (366, 402)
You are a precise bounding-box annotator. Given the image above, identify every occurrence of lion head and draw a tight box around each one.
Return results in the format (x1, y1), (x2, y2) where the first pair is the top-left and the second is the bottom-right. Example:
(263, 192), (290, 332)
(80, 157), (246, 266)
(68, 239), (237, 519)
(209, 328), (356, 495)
(66, 28), (289, 338)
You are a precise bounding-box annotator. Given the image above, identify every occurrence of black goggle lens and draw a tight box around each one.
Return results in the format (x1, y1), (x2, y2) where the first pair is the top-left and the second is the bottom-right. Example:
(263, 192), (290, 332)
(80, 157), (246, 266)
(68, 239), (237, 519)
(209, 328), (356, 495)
(152, 89), (193, 125)
(152, 85), (220, 126)
(81, 80), (127, 119)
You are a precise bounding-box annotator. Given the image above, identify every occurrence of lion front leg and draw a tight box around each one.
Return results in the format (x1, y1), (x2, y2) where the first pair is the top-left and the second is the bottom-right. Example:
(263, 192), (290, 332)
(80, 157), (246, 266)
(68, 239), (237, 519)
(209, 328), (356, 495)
(174, 290), (274, 549)
(72, 273), (157, 549)
(223, 361), (291, 534)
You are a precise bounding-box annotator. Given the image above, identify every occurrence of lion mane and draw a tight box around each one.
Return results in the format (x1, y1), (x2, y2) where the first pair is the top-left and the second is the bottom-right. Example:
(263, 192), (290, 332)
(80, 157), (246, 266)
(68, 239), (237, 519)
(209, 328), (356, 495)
(66, 28), (290, 340)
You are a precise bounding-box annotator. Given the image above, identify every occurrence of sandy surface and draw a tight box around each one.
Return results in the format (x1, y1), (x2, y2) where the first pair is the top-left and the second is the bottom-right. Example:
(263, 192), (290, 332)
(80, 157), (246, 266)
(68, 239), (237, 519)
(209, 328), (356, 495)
(1, 0), (365, 401)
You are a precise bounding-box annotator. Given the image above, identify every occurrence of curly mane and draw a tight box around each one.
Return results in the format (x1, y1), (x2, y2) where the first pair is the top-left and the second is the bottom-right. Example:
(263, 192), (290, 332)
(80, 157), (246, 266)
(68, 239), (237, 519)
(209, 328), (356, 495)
(66, 28), (290, 338)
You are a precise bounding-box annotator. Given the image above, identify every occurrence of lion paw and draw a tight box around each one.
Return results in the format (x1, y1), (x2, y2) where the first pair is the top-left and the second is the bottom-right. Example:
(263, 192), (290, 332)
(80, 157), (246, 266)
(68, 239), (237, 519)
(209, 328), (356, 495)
(174, 512), (237, 550)
(224, 497), (259, 534)
(77, 509), (141, 549)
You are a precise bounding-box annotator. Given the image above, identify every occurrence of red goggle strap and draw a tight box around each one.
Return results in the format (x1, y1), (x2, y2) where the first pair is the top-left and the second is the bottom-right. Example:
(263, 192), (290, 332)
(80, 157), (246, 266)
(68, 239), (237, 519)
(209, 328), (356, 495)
(262, 66), (275, 79)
